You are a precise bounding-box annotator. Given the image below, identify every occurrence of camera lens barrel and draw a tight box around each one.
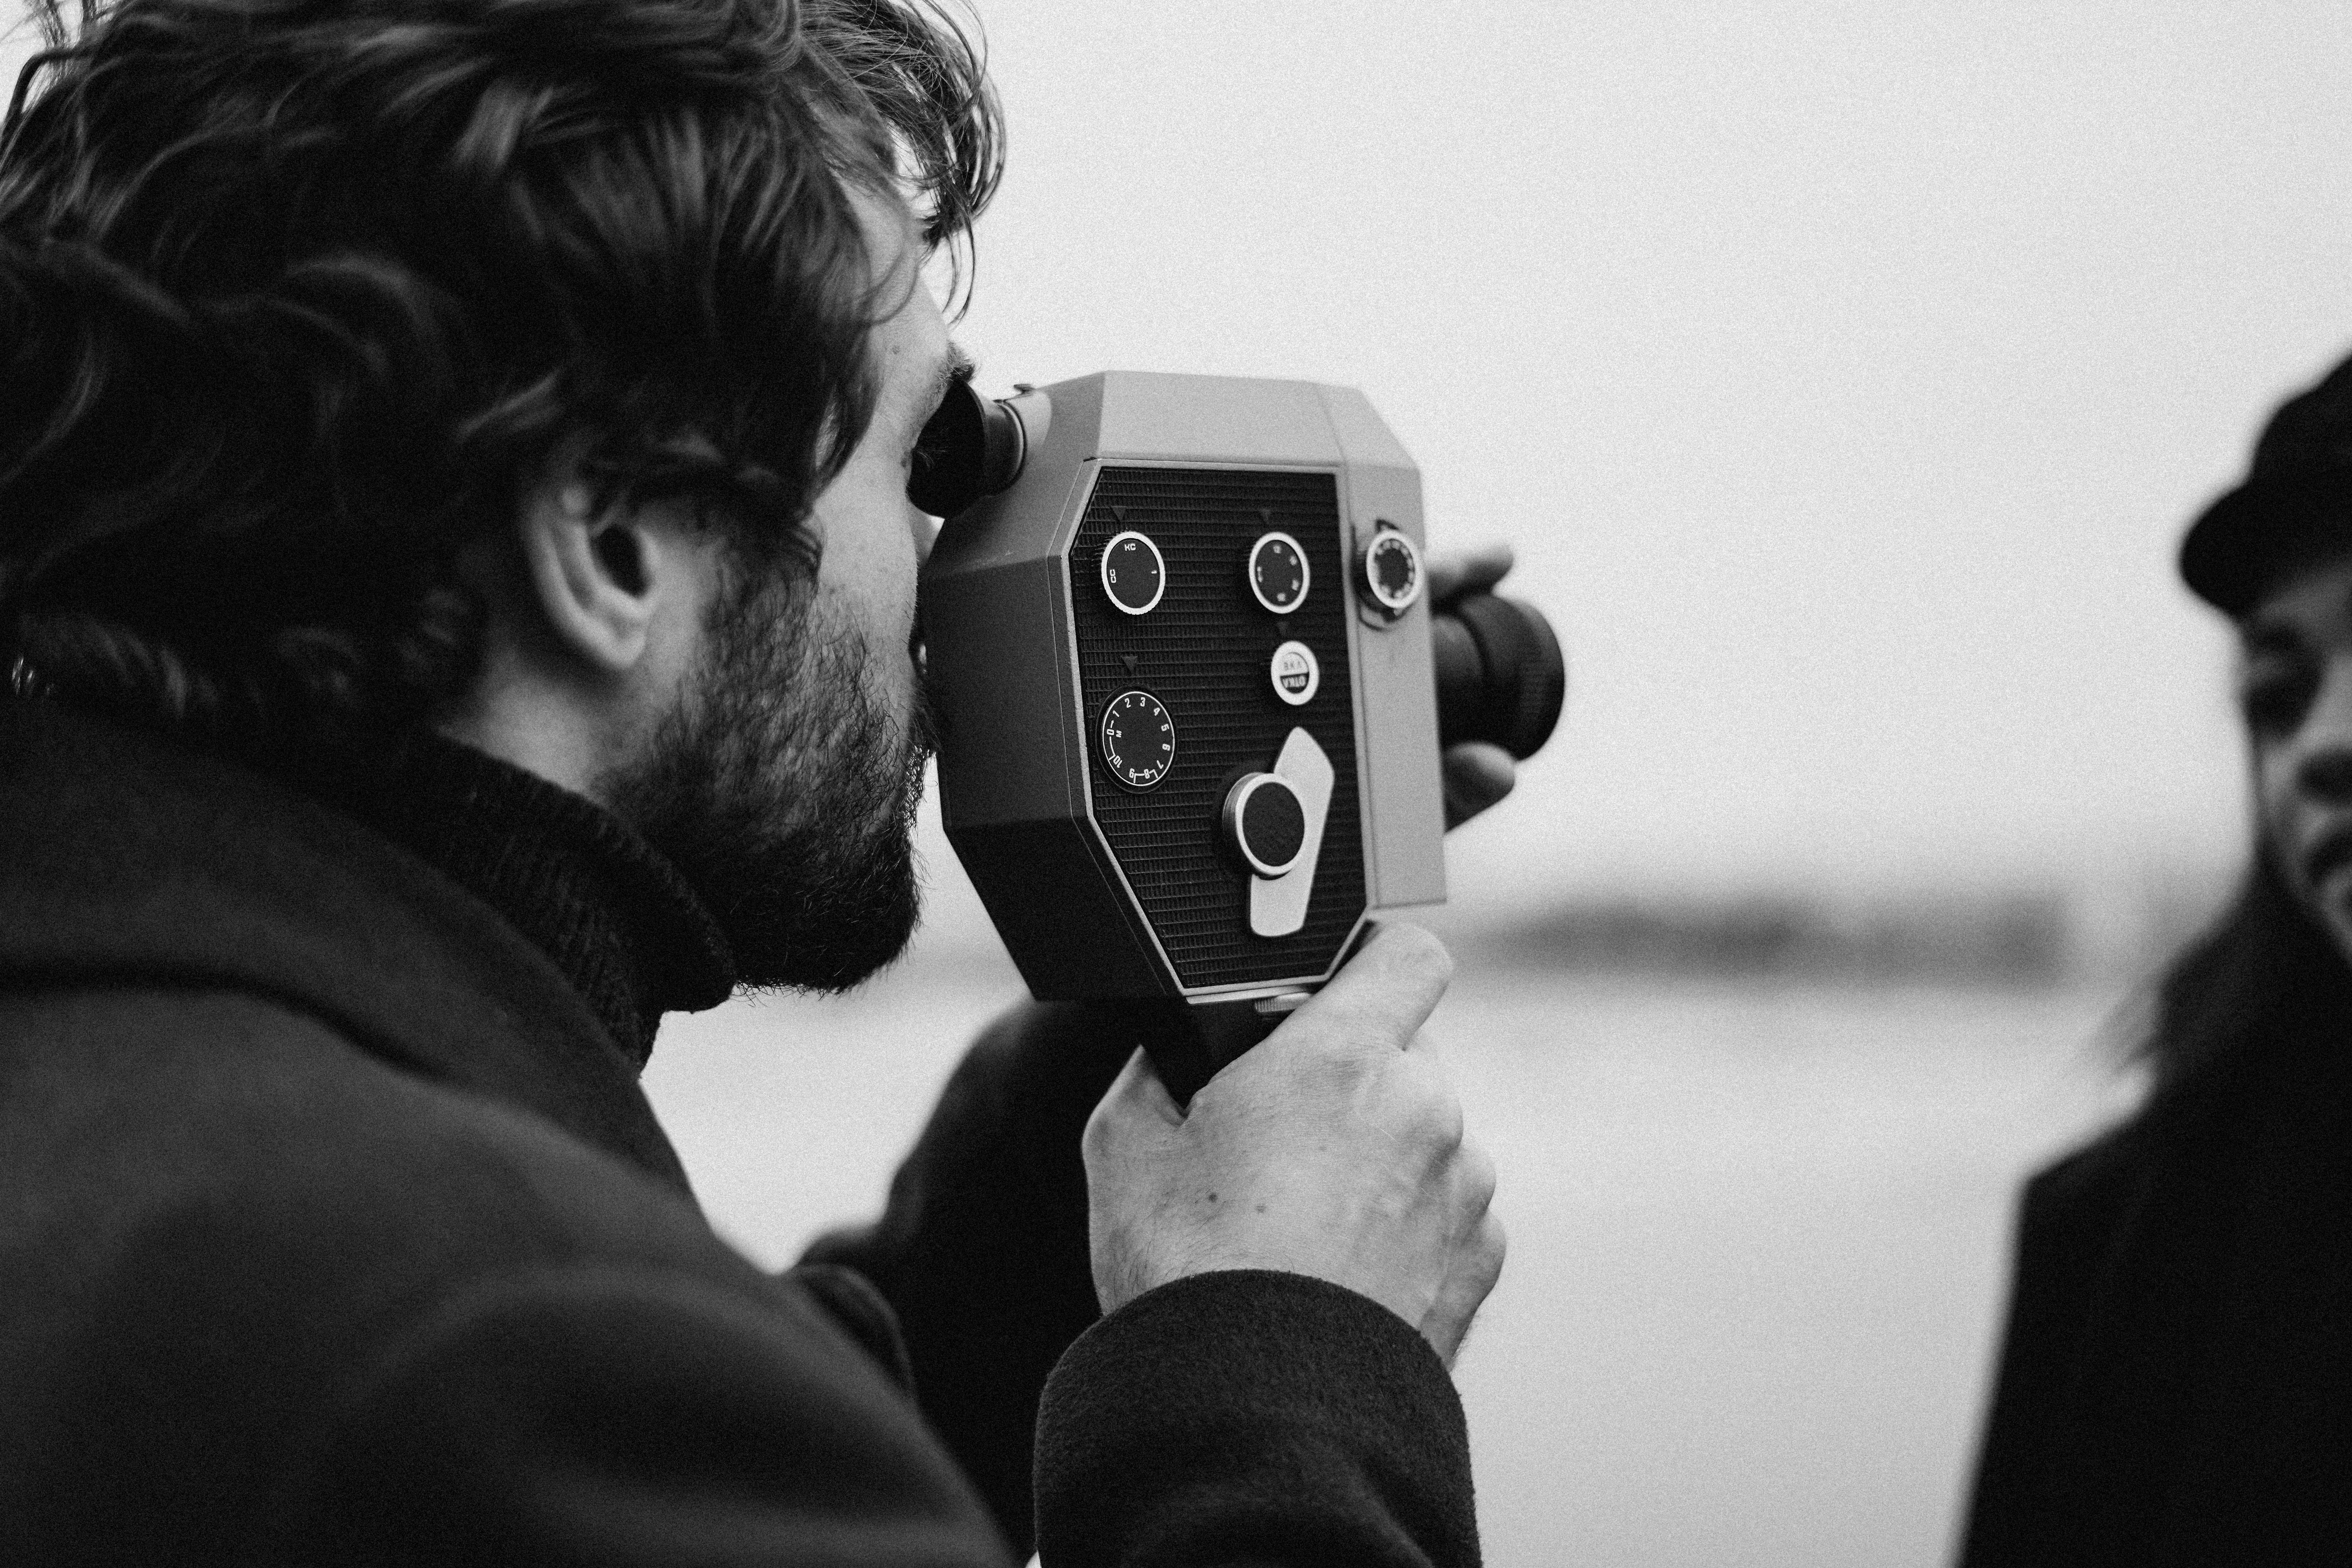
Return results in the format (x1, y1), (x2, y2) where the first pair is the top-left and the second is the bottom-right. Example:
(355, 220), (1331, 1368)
(1430, 593), (1565, 760)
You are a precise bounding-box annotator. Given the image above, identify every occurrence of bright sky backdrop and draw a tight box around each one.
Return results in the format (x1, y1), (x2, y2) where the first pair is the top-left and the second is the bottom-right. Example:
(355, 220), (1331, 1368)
(11, 2), (2352, 913)
(942, 1), (2352, 910)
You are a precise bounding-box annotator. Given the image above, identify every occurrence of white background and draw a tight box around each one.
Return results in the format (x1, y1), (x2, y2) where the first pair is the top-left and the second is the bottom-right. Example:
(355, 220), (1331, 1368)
(14, 2), (2348, 904)
(939, 1), (2352, 909)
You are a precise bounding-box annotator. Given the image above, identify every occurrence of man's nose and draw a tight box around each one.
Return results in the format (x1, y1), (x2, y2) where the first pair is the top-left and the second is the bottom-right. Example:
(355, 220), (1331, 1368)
(909, 508), (940, 570)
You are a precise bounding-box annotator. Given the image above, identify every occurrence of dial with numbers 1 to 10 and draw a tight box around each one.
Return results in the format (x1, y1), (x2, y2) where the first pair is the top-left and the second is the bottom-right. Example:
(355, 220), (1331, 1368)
(1099, 689), (1176, 790)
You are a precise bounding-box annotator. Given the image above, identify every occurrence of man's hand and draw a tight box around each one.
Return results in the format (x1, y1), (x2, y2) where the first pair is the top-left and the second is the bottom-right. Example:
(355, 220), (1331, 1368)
(1430, 541), (1521, 829)
(1082, 923), (1505, 1365)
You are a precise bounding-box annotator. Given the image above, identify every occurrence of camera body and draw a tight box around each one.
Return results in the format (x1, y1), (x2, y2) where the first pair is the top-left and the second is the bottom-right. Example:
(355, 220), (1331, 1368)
(922, 372), (1447, 1007)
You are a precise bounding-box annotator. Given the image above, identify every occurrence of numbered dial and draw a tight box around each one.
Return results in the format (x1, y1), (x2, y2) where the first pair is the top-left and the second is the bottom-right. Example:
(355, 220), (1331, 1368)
(1099, 690), (1177, 791)
(1247, 530), (1310, 614)
(1100, 530), (1165, 615)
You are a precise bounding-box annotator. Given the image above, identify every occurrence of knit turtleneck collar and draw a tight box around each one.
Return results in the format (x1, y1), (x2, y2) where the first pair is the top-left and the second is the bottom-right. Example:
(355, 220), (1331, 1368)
(319, 733), (737, 1067)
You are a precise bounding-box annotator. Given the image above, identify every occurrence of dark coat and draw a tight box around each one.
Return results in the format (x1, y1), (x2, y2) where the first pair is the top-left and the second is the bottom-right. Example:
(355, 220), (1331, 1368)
(1960, 1031), (2352, 1566)
(0, 700), (1479, 1566)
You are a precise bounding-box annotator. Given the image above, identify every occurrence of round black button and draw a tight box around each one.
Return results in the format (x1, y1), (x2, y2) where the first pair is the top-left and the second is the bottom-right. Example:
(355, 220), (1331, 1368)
(1221, 773), (1308, 878)
(1247, 531), (1310, 613)
(1100, 531), (1165, 615)
(1099, 690), (1176, 790)
(1360, 528), (1422, 620)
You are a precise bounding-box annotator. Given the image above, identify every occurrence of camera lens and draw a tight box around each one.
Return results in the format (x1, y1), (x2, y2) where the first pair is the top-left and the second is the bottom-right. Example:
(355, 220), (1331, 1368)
(1430, 593), (1565, 760)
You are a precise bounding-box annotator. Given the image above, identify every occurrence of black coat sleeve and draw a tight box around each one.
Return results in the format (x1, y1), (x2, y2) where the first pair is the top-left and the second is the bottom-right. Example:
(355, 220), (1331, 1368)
(1036, 1271), (1480, 1568)
(807, 1002), (1483, 1567)
(802, 999), (1139, 1551)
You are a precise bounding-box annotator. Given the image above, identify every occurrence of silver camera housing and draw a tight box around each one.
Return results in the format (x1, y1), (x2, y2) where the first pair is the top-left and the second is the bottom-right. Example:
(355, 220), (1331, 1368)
(922, 372), (1447, 1002)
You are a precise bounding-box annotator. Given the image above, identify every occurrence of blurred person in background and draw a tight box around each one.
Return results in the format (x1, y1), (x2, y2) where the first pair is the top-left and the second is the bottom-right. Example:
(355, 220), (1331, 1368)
(1962, 353), (2352, 1566)
(0, 0), (1513, 1561)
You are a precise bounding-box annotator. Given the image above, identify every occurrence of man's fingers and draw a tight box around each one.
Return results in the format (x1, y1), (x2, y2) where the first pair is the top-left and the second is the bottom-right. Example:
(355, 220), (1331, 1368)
(1468, 1209), (1507, 1301)
(1441, 742), (1515, 829)
(1273, 922), (1452, 1058)
(1457, 1136), (1498, 1217)
(1426, 542), (1514, 605)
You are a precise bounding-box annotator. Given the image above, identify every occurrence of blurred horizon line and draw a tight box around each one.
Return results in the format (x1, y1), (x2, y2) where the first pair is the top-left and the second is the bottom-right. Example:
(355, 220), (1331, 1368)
(898, 850), (2238, 993)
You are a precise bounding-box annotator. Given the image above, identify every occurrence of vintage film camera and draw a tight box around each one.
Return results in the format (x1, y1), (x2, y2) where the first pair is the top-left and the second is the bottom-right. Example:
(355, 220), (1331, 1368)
(916, 372), (1563, 1094)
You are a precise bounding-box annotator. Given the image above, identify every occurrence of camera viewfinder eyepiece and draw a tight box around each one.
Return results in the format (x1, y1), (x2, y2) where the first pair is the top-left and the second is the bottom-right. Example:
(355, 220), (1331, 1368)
(908, 378), (1027, 519)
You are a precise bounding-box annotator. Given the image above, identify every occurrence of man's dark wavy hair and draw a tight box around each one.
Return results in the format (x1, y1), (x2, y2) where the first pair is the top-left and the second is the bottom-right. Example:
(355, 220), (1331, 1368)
(0, 0), (1000, 746)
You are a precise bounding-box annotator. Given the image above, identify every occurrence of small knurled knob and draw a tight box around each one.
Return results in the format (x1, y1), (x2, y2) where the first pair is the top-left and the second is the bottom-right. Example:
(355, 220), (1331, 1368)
(1358, 525), (1422, 621)
(1221, 772), (1308, 879)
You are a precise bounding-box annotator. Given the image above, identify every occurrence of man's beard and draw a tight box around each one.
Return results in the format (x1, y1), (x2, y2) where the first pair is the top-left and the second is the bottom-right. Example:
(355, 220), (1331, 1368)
(608, 560), (933, 993)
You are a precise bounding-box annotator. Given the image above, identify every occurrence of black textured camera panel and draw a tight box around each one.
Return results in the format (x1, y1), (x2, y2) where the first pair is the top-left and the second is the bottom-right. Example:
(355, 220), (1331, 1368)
(1070, 466), (1365, 989)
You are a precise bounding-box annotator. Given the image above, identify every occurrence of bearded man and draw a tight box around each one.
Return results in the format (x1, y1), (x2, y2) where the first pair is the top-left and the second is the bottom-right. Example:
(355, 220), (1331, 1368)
(0, 0), (1508, 1562)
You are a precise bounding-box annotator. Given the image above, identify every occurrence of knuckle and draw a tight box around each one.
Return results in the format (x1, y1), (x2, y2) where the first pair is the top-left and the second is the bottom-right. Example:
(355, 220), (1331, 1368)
(1400, 1075), (1465, 1152)
(1477, 1213), (1508, 1278)
(1460, 1139), (1498, 1210)
(1433, 1092), (1467, 1152)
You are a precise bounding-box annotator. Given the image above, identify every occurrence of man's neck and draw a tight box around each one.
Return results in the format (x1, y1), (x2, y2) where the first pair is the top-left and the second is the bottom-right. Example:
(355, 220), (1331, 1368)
(434, 671), (617, 806)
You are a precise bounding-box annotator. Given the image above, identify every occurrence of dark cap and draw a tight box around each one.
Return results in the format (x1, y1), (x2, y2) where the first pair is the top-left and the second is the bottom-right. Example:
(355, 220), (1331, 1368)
(2180, 351), (2352, 614)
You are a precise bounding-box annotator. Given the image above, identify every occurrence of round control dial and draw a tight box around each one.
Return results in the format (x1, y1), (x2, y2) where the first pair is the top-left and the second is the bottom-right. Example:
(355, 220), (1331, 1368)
(1247, 530), (1310, 614)
(1099, 690), (1176, 790)
(1221, 772), (1308, 878)
(1359, 527), (1422, 621)
(1100, 531), (1165, 615)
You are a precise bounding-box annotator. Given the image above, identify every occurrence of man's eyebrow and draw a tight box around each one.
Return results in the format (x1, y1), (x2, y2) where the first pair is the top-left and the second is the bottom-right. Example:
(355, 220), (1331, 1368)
(910, 342), (974, 430)
(933, 342), (975, 410)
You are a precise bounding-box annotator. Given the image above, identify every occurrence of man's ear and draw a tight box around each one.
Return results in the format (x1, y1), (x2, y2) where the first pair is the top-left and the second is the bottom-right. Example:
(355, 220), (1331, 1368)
(515, 474), (671, 677)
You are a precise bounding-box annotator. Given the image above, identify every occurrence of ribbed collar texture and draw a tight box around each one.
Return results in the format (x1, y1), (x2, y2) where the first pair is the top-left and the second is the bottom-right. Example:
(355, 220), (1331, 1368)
(321, 732), (738, 1067)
